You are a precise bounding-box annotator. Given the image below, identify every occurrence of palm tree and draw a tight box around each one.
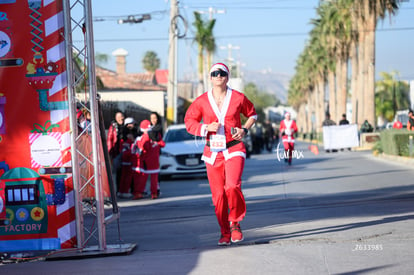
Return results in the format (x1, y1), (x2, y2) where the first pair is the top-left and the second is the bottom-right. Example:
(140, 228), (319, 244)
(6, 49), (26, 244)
(204, 21), (216, 90)
(74, 52), (108, 91)
(312, 3), (334, 121)
(193, 12), (216, 93)
(288, 72), (310, 135)
(142, 51), (160, 73)
(319, 1), (352, 123)
(348, 0), (360, 125)
(333, 1), (352, 124)
(288, 0), (403, 136)
(356, 0), (400, 128)
(95, 52), (109, 68)
(288, 50), (316, 137)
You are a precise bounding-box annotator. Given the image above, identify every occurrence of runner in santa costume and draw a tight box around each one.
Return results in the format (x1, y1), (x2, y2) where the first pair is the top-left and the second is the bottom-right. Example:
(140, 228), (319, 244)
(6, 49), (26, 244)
(117, 136), (134, 198)
(279, 112), (298, 165)
(131, 119), (165, 200)
(184, 62), (257, 246)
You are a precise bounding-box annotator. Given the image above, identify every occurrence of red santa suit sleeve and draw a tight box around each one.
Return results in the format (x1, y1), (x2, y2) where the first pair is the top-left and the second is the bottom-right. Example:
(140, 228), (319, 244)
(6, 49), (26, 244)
(138, 132), (166, 173)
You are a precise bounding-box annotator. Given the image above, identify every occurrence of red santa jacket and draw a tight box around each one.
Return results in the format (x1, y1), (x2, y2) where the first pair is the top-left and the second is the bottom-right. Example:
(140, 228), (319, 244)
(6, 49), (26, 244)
(184, 87), (257, 165)
(280, 119), (298, 143)
(131, 133), (165, 174)
(107, 122), (123, 158)
(121, 140), (133, 166)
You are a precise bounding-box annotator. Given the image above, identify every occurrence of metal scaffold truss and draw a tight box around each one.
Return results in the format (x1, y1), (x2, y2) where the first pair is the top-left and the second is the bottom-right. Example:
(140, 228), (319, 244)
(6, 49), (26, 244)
(46, 0), (136, 259)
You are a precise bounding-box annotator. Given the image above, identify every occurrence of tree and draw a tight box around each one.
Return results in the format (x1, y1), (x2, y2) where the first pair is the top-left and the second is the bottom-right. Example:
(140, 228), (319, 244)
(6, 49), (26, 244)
(142, 51), (160, 73)
(355, 0), (400, 127)
(73, 52), (107, 92)
(288, 0), (402, 135)
(95, 52), (109, 66)
(204, 21), (216, 81)
(312, 1), (352, 124)
(375, 71), (410, 123)
(288, 51), (315, 135)
(244, 82), (278, 123)
(193, 12), (216, 93)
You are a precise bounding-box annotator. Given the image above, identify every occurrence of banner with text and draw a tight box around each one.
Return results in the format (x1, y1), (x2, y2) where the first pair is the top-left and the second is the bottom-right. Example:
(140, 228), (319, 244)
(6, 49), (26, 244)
(323, 124), (359, 150)
(0, 0), (76, 252)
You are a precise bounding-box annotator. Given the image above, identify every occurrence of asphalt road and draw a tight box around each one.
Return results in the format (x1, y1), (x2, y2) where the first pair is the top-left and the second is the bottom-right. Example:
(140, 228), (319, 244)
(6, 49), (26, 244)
(1, 141), (414, 274)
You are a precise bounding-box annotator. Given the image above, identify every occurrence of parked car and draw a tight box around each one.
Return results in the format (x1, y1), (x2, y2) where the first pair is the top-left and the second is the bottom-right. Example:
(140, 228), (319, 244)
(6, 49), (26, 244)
(384, 109), (410, 130)
(159, 124), (206, 179)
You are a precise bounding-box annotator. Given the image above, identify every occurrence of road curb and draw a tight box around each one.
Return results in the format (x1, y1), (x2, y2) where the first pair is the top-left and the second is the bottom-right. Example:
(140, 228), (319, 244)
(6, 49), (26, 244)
(374, 152), (414, 167)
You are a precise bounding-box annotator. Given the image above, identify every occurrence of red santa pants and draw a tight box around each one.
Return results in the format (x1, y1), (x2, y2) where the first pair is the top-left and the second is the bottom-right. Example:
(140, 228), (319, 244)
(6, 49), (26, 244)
(119, 165), (133, 194)
(140, 173), (159, 195)
(283, 141), (294, 163)
(206, 153), (246, 237)
(132, 170), (158, 195)
(132, 170), (145, 196)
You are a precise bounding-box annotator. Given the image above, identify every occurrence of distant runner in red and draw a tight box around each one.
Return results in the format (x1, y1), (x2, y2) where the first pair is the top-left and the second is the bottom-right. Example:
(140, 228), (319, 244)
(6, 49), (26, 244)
(185, 62), (257, 246)
(279, 112), (298, 165)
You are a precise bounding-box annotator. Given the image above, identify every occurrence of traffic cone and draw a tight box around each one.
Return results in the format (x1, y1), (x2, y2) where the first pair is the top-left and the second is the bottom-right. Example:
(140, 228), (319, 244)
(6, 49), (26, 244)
(309, 144), (319, 155)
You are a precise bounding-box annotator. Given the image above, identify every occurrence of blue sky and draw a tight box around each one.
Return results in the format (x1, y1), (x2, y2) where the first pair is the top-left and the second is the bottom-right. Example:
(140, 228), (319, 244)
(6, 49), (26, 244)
(79, 0), (414, 81)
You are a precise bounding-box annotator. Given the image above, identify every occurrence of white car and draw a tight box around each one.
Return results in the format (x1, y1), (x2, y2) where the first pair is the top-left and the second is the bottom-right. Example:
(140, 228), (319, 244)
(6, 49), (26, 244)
(159, 124), (206, 178)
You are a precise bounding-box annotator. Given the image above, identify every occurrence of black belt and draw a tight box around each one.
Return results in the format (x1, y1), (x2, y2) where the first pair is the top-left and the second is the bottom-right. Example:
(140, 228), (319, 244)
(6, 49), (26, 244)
(206, 140), (241, 148)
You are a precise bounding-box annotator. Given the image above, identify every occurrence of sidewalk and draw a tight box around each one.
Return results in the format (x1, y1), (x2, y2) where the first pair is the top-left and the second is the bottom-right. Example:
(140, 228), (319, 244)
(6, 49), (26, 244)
(374, 152), (414, 167)
(301, 137), (414, 168)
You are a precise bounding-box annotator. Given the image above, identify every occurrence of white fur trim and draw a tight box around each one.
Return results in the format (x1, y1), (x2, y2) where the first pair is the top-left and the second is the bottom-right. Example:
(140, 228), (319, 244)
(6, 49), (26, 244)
(132, 166), (159, 174)
(200, 124), (208, 137)
(209, 63), (229, 74)
(223, 150), (246, 160)
(201, 152), (218, 165)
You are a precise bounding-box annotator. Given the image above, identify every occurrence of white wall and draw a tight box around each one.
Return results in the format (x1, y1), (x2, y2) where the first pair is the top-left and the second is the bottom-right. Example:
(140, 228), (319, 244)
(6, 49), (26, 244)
(98, 90), (166, 118)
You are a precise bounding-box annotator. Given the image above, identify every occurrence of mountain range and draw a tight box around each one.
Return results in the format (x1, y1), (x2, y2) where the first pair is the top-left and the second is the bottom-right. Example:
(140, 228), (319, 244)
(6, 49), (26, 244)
(242, 69), (291, 104)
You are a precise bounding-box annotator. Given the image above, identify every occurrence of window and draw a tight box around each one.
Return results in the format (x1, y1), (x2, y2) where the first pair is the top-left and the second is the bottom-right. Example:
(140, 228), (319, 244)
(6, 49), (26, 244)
(6, 184), (39, 205)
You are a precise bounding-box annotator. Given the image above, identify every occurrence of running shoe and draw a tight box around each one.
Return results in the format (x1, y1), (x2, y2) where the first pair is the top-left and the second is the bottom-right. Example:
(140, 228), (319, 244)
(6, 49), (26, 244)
(218, 235), (231, 246)
(230, 222), (244, 243)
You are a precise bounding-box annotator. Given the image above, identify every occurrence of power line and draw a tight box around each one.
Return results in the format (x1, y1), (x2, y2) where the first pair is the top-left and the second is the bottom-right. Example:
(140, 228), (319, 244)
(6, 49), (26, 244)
(73, 26), (414, 43)
(187, 6), (316, 10)
(91, 2), (414, 22)
(187, 0), (312, 5)
(93, 10), (168, 22)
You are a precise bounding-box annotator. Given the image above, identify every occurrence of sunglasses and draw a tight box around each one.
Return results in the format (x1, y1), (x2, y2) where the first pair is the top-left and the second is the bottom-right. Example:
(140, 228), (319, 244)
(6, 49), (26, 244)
(210, 70), (228, 77)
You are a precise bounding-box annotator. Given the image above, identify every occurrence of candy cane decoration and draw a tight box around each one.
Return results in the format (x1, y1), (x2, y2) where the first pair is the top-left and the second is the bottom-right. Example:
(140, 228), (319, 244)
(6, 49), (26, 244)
(28, 0), (44, 54)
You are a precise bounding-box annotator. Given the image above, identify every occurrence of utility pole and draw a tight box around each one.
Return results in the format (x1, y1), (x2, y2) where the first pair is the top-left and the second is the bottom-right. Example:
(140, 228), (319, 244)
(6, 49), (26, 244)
(167, 0), (178, 124)
(220, 43), (240, 73)
(196, 7), (226, 20)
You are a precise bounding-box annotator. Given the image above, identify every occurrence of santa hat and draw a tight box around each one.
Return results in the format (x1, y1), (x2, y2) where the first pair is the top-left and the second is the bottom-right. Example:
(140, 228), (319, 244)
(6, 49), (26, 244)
(140, 119), (152, 132)
(209, 62), (230, 77)
(124, 117), (135, 125)
(284, 112), (291, 118)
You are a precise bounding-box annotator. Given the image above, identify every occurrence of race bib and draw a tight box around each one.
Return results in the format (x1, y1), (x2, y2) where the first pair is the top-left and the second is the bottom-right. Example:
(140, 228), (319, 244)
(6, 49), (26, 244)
(210, 134), (226, 152)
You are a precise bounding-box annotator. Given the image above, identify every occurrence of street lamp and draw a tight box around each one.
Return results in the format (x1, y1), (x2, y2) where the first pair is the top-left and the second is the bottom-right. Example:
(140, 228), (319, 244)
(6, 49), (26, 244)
(118, 14), (151, 25)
